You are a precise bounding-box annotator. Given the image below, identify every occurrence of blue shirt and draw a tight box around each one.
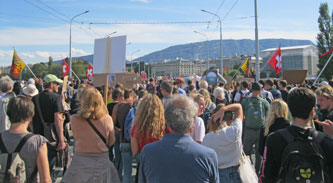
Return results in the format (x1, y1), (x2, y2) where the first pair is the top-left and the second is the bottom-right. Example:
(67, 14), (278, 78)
(177, 87), (186, 95)
(139, 133), (219, 183)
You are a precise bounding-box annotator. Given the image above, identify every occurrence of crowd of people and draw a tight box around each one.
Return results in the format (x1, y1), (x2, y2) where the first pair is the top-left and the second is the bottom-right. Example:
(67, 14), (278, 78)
(0, 73), (333, 183)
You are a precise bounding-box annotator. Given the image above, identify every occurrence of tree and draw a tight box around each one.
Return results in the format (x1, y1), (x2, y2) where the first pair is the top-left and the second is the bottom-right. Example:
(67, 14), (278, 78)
(317, 3), (333, 80)
(48, 56), (54, 68)
(31, 63), (48, 78)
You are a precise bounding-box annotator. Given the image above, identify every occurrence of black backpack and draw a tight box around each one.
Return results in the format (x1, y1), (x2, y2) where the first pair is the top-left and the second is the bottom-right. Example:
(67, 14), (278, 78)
(276, 128), (329, 183)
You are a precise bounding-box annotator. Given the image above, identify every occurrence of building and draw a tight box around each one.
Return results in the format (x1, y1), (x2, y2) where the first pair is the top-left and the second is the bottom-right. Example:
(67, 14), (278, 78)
(151, 58), (207, 77)
(261, 45), (318, 77)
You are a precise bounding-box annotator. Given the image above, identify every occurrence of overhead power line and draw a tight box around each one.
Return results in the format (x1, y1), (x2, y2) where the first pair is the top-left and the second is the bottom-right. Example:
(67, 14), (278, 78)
(89, 21), (211, 25)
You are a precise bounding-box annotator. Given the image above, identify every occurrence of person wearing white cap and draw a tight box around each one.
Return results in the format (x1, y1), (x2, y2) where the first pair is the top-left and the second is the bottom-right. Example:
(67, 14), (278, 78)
(28, 78), (35, 85)
(23, 84), (39, 99)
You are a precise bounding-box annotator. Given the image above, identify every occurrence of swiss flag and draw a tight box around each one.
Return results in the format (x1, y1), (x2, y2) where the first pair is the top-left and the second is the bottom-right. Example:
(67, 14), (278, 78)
(268, 46), (282, 75)
(86, 64), (94, 79)
(62, 60), (69, 78)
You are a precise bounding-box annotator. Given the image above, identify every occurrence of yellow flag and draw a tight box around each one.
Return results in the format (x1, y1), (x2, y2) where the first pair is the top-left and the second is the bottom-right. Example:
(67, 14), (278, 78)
(10, 50), (26, 78)
(240, 58), (249, 73)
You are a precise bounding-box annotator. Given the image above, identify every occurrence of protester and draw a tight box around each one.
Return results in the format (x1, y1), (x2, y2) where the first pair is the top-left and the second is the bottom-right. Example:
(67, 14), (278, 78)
(241, 82), (270, 174)
(0, 75), (15, 132)
(107, 88), (124, 162)
(31, 74), (66, 178)
(315, 85), (333, 132)
(258, 99), (290, 156)
(198, 88), (216, 127)
(278, 80), (289, 102)
(203, 103), (243, 183)
(1, 96), (51, 183)
(265, 79), (282, 99)
(61, 87), (119, 183)
(190, 94), (206, 143)
(22, 84), (39, 99)
(234, 81), (250, 103)
(260, 88), (333, 182)
(112, 89), (137, 181)
(13, 81), (22, 96)
(199, 79), (209, 90)
(214, 87), (228, 105)
(175, 77), (186, 95)
(160, 80), (173, 109)
(139, 94), (219, 183)
(131, 93), (166, 182)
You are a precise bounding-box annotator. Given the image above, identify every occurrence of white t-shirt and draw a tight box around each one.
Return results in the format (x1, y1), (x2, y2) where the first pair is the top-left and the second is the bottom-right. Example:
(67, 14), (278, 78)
(202, 118), (243, 169)
(234, 89), (249, 102)
(190, 117), (205, 143)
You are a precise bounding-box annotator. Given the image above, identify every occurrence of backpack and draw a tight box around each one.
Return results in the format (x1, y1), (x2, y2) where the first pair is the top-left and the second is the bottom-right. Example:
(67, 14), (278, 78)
(238, 90), (250, 103)
(276, 128), (329, 183)
(242, 97), (268, 128)
(260, 91), (273, 104)
(124, 107), (136, 142)
(0, 134), (36, 183)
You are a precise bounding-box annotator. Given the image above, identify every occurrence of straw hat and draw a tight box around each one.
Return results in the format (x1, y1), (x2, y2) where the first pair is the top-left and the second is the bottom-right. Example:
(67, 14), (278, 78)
(23, 84), (39, 97)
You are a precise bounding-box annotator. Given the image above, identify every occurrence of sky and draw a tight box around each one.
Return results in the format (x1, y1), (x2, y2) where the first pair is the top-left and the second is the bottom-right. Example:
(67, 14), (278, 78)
(1, 0), (332, 67)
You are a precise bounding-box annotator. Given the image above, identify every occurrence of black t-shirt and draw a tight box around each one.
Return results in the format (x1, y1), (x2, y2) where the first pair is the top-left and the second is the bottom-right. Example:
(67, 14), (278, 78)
(279, 89), (288, 102)
(260, 126), (333, 183)
(107, 102), (119, 116)
(32, 90), (64, 135)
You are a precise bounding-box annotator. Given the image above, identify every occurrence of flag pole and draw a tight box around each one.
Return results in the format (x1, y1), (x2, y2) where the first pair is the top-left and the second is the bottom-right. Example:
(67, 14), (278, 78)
(232, 57), (248, 80)
(313, 53), (333, 85)
(25, 64), (37, 78)
(71, 70), (80, 81)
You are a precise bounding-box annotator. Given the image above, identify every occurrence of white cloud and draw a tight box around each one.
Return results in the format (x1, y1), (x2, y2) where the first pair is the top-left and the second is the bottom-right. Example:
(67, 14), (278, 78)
(71, 48), (88, 57)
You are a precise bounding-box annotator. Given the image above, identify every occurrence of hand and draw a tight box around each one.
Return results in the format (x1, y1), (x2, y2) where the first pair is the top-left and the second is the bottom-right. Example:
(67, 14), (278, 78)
(315, 120), (333, 137)
(57, 141), (66, 151)
(212, 108), (225, 124)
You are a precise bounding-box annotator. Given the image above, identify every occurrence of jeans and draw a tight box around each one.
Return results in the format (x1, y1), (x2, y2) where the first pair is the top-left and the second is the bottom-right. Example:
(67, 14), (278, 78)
(219, 166), (241, 183)
(243, 127), (262, 175)
(120, 143), (132, 183)
(114, 133), (122, 179)
(47, 145), (57, 181)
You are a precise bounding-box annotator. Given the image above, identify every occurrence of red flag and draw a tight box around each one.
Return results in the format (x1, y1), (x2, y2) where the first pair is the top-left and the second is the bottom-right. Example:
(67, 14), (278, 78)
(320, 48), (333, 57)
(223, 64), (228, 74)
(268, 46), (282, 75)
(10, 50), (26, 78)
(62, 60), (69, 78)
(86, 64), (94, 79)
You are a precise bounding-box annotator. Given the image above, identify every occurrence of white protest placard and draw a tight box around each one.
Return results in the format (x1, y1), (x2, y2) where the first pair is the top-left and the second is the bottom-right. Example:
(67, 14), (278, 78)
(93, 35), (127, 74)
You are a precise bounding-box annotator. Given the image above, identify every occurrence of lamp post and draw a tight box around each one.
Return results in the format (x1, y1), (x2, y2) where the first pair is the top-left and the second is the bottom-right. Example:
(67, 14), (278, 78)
(69, 10), (89, 80)
(194, 30), (210, 71)
(104, 31), (117, 38)
(131, 49), (140, 72)
(201, 9), (223, 76)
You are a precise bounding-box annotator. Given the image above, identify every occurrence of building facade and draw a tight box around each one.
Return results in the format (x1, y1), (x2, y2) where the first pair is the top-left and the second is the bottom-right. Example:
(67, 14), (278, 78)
(261, 45), (318, 77)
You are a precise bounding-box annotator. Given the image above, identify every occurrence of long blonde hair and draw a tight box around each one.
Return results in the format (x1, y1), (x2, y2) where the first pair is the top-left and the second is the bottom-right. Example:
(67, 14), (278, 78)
(198, 88), (213, 108)
(134, 94), (165, 140)
(264, 99), (289, 136)
(77, 87), (108, 120)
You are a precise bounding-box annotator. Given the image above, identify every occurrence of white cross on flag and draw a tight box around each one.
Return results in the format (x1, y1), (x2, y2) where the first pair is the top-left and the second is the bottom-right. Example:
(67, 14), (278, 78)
(268, 46), (282, 75)
(62, 60), (69, 78)
(86, 64), (94, 80)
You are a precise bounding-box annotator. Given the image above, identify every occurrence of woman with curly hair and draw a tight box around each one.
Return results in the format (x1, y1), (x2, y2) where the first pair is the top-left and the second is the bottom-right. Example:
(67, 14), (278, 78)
(131, 93), (166, 182)
(258, 99), (290, 157)
(61, 87), (119, 183)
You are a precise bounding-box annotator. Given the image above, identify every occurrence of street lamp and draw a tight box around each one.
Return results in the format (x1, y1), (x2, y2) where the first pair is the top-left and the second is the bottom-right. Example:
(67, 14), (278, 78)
(131, 49), (140, 72)
(104, 31), (117, 38)
(201, 9), (223, 76)
(194, 30), (210, 71)
(69, 10), (89, 80)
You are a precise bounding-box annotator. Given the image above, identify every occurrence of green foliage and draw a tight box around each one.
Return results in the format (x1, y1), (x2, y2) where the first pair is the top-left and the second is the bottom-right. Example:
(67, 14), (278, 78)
(72, 59), (89, 78)
(317, 3), (333, 80)
(31, 62), (48, 78)
(48, 56), (54, 68)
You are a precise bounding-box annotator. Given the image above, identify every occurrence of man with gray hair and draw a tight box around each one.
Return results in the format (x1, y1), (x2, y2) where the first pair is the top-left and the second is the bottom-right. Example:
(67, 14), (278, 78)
(0, 75), (16, 132)
(139, 94), (219, 183)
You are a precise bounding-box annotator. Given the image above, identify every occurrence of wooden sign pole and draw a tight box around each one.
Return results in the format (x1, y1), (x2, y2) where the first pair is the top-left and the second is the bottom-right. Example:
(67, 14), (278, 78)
(104, 74), (109, 104)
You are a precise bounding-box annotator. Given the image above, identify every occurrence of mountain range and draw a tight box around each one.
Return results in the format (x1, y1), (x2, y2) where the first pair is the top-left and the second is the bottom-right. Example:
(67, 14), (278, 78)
(55, 38), (315, 64)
